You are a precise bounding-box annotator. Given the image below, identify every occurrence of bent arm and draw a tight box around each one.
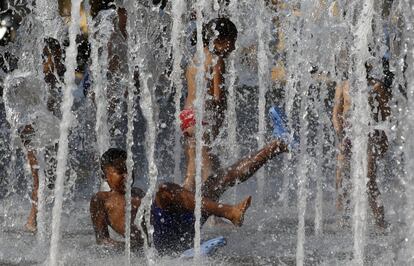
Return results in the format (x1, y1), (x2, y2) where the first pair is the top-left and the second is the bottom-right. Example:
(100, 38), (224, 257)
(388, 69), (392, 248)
(210, 58), (227, 135)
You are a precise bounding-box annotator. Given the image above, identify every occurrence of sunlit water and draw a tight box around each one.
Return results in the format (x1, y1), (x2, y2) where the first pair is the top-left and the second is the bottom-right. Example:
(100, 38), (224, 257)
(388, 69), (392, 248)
(1, 0), (414, 265)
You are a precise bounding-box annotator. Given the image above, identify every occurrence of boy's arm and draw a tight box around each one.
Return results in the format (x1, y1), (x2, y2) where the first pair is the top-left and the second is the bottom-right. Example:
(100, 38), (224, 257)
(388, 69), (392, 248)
(212, 57), (226, 102)
(210, 58), (227, 133)
(332, 82), (344, 135)
(90, 193), (119, 246)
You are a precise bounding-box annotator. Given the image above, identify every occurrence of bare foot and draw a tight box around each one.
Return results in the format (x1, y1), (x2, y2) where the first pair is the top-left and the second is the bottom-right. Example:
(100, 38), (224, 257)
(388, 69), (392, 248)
(24, 221), (37, 233)
(231, 196), (252, 227)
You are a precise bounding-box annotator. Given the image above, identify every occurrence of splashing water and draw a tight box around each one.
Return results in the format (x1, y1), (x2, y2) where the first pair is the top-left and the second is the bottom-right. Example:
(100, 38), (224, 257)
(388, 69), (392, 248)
(49, 0), (82, 265)
(256, 0), (270, 205)
(349, 1), (374, 264)
(1, 0), (414, 265)
(193, 0), (206, 259)
(171, 0), (186, 184)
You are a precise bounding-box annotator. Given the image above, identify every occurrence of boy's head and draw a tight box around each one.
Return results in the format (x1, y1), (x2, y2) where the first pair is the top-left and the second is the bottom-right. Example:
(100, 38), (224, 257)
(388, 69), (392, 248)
(101, 148), (127, 192)
(202, 18), (237, 57)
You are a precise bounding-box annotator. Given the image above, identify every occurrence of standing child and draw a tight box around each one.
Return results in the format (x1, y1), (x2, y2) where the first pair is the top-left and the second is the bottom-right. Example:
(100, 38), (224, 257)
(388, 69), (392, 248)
(333, 59), (393, 229)
(180, 17), (237, 191)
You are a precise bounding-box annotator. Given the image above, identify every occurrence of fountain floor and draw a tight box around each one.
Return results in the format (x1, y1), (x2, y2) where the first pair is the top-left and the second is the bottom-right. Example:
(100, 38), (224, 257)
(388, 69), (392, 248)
(0, 193), (401, 265)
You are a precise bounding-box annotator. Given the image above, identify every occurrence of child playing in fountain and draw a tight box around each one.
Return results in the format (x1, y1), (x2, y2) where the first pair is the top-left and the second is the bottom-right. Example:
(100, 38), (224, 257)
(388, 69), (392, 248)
(90, 107), (294, 255)
(24, 0), (129, 232)
(22, 0), (93, 232)
(180, 17), (237, 193)
(0, 3), (67, 233)
(333, 58), (393, 229)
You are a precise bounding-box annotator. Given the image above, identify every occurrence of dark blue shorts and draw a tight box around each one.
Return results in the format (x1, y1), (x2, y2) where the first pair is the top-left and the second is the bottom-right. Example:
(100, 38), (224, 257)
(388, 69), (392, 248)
(151, 204), (207, 255)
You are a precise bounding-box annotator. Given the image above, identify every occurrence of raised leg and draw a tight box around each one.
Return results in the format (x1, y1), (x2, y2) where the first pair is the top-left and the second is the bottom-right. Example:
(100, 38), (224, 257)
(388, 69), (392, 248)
(155, 182), (251, 226)
(202, 139), (288, 201)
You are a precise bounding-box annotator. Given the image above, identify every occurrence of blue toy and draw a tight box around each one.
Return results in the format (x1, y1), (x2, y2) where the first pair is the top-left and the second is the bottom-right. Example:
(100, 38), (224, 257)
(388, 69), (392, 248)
(180, 236), (227, 259)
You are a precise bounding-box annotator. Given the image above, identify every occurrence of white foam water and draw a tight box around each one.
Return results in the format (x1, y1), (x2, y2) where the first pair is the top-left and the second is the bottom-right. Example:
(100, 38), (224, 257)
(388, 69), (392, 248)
(171, 0), (186, 184)
(349, 1), (375, 265)
(49, 0), (82, 265)
(255, 0), (270, 206)
(193, 0), (207, 260)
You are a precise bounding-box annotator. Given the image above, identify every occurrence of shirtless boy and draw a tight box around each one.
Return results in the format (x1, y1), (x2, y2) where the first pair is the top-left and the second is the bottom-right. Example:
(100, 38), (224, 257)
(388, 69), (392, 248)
(90, 108), (292, 255)
(333, 59), (393, 228)
(181, 17), (237, 191)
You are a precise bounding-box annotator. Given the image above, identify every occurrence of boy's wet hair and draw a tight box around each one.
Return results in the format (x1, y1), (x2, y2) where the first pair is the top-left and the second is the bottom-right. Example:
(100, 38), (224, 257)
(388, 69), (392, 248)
(101, 148), (127, 174)
(192, 18), (237, 47)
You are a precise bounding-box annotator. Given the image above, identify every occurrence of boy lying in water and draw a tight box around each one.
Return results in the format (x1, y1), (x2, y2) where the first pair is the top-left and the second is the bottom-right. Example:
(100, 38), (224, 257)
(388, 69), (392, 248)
(90, 107), (292, 255)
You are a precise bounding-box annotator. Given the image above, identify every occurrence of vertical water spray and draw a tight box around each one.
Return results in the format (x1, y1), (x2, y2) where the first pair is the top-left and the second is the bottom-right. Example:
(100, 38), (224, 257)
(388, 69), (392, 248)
(401, 0), (414, 262)
(88, 9), (113, 158)
(35, 0), (61, 39)
(36, 149), (47, 244)
(295, 2), (314, 264)
(295, 88), (310, 266)
(280, 1), (300, 208)
(49, 0), (81, 264)
(1, 78), (18, 228)
(193, 0), (206, 259)
(84, 1), (113, 192)
(349, 1), (374, 264)
(126, 2), (159, 264)
(256, 0), (270, 205)
(313, 82), (328, 236)
(404, 50), (414, 263)
(137, 73), (159, 265)
(227, 0), (240, 202)
(124, 59), (134, 266)
(124, 3), (136, 264)
(171, 0), (186, 184)
(34, 0), (61, 244)
(310, 0), (333, 237)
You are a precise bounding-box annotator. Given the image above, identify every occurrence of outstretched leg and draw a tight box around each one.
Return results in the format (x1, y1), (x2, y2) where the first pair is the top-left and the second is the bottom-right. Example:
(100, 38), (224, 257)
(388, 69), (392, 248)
(155, 182), (251, 226)
(202, 139), (288, 201)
